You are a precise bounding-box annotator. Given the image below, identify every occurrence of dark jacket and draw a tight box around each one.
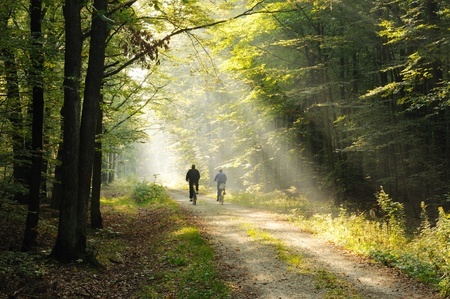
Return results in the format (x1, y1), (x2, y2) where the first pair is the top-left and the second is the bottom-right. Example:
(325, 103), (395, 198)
(186, 168), (200, 182)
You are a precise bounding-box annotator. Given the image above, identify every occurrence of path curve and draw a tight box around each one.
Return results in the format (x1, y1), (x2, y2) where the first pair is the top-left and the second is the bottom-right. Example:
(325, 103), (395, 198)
(170, 190), (441, 299)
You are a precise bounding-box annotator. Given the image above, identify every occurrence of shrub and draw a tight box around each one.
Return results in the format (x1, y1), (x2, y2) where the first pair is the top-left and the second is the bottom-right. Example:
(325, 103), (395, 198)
(409, 206), (450, 296)
(374, 187), (407, 249)
(130, 181), (170, 204)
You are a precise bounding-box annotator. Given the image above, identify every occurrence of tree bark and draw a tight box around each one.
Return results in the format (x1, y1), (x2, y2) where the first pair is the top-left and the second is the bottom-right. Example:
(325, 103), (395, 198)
(91, 105), (103, 229)
(79, 0), (108, 235)
(51, 0), (83, 262)
(50, 140), (63, 210)
(23, 0), (44, 251)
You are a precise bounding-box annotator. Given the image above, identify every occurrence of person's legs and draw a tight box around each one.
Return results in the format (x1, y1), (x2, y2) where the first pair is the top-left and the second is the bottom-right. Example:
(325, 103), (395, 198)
(189, 181), (195, 199)
(216, 183), (220, 200)
(194, 181), (199, 193)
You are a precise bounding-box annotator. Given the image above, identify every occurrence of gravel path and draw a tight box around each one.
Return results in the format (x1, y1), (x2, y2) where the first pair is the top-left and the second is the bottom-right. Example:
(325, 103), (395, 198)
(170, 190), (442, 299)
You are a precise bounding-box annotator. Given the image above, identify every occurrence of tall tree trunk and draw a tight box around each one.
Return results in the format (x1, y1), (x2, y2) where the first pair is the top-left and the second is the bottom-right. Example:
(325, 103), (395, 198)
(79, 0), (108, 235)
(51, 0), (83, 262)
(41, 104), (53, 200)
(23, 0), (44, 251)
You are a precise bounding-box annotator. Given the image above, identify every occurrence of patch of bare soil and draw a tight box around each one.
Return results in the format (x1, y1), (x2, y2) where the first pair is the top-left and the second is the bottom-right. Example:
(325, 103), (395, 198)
(171, 190), (442, 299)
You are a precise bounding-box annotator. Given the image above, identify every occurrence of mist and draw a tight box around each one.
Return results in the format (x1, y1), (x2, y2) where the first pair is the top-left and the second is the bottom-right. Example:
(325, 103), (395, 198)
(135, 129), (184, 187)
(128, 32), (324, 200)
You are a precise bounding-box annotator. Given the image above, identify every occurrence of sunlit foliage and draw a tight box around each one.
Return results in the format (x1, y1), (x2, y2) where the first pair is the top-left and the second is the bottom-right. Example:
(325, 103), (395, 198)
(232, 186), (450, 295)
(130, 181), (171, 204)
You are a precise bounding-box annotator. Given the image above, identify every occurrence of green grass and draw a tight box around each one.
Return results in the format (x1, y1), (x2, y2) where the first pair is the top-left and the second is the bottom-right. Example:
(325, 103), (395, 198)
(104, 181), (230, 299)
(244, 223), (307, 270)
(143, 226), (229, 299)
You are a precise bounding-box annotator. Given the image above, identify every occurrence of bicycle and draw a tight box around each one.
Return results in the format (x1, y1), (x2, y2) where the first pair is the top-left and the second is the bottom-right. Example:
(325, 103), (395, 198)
(192, 190), (197, 205)
(218, 183), (226, 205)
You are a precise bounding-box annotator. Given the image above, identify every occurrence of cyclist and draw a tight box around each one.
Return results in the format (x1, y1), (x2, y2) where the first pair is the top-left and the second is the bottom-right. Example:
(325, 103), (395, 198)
(214, 169), (227, 201)
(186, 164), (200, 201)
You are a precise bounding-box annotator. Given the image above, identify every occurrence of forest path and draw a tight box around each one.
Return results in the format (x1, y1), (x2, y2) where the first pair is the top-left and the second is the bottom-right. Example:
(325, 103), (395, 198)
(170, 189), (441, 299)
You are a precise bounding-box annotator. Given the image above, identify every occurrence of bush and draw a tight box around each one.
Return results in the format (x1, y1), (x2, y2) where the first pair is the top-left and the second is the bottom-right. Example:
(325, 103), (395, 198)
(130, 181), (170, 204)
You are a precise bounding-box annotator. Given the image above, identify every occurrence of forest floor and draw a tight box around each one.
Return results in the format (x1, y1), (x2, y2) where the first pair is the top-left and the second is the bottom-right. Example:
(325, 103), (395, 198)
(0, 189), (444, 299)
(170, 190), (442, 299)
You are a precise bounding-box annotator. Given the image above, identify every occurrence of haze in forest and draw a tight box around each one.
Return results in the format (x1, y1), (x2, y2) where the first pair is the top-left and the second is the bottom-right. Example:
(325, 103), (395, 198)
(137, 30), (320, 197)
(2, 0), (450, 268)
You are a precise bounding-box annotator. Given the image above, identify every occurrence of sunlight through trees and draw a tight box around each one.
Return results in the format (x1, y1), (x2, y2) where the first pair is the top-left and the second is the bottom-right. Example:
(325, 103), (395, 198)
(0, 0), (449, 276)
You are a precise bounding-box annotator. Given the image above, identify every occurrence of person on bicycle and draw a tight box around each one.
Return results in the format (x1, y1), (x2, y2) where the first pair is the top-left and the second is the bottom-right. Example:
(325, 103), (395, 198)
(186, 164), (200, 201)
(214, 169), (227, 201)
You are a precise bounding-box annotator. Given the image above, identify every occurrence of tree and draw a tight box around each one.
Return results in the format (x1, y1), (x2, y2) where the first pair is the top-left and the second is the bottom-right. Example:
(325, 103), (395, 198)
(77, 0), (109, 252)
(0, 2), (32, 204)
(51, 0), (219, 261)
(361, 0), (450, 208)
(22, 0), (45, 251)
(51, 0), (83, 261)
(155, 0), (450, 214)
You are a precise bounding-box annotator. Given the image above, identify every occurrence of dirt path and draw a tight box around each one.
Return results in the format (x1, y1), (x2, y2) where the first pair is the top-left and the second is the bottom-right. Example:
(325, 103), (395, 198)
(170, 190), (441, 299)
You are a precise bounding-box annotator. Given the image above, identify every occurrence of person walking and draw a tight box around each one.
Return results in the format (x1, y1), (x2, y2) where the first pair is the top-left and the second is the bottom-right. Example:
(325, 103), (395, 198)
(186, 165), (200, 201)
(214, 169), (227, 201)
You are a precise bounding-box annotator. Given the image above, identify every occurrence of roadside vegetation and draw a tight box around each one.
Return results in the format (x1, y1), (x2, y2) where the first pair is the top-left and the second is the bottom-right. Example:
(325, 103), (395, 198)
(0, 181), (230, 298)
(127, 181), (229, 298)
(2, 179), (447, 297)
(228, 188), (450, 297)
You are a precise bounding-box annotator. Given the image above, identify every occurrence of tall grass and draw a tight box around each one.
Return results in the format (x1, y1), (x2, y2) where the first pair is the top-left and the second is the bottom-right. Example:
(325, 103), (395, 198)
(228, 187), (450, 296)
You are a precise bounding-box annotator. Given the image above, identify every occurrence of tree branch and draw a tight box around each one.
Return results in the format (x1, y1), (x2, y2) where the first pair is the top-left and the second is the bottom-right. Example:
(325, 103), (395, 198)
(105, 0), (272, 78)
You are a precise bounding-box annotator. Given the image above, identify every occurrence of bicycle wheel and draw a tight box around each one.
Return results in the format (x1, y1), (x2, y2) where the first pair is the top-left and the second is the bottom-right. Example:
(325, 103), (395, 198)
(193, 192), (197, 205)
(219, 192), (224, 205)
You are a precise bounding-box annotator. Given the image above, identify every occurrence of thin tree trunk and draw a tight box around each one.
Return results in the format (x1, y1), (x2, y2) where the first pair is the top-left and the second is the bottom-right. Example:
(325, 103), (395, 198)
(91, 105), (103, 229)
(50, 141), (63, 209)
(108, 153), (115, 183)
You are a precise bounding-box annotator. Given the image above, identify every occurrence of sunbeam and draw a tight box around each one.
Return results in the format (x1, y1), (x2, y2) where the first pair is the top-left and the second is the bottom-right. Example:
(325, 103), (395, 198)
(135, 129), (184, 187)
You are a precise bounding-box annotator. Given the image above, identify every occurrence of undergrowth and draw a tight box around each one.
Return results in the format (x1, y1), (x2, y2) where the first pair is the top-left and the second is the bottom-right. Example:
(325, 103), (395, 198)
(106, 181), (230, 298)
(228, 186), (450, 297)
(142, 225), (229, 299)
(0, 180), (229, 298)
(130, 181), (171, 205)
